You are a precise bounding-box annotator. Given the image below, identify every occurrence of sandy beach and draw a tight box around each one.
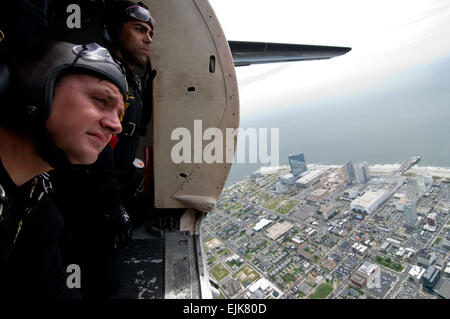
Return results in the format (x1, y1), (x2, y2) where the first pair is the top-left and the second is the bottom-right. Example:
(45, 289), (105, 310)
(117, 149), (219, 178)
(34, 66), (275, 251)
(255, 163), (450, 179)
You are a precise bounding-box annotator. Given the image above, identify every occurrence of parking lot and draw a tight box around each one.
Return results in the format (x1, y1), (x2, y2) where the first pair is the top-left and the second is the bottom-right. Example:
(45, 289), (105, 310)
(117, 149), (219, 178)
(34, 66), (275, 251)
(436, 182), (450, 202)
(366, 271), (396, 298)
(395, 280), (421, 299)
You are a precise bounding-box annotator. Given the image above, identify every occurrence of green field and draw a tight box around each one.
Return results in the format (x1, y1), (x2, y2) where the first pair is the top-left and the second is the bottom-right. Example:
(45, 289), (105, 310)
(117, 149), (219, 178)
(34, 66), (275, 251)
(276, 200), (300, 215)
(217, 247), (230, 257)
(264, 197), (286, 211)
(308, 283), (334, 299)
(373, 256), (404, 272)
(210, 263), (230, 281)
(207, 255), (217, 265)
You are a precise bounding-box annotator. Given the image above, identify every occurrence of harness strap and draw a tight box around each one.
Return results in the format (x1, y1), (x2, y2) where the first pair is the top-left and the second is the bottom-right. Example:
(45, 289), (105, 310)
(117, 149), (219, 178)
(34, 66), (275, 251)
(122, 121), (147, 137)
(0, 172), (53, 261)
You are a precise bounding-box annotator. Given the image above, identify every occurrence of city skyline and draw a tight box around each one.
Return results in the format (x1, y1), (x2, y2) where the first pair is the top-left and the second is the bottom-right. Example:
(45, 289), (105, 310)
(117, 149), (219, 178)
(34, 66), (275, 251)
(202, 155), (450, 299)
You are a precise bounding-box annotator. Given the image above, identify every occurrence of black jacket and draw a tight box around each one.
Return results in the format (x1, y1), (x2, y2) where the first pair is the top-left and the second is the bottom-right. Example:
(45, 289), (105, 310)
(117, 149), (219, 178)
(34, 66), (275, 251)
(113, 59), (146, 172)
(0, 159), (81, 299)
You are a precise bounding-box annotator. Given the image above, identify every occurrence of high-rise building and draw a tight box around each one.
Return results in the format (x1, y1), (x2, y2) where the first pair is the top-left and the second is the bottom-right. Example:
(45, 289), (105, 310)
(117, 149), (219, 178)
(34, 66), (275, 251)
(350, 262), (380, 289)
(355, 166), (364, 184)
(344, 161), (370, 185)
(422, 266), (441, 290)
(354, 162), (370, 184)
(407, 179), (420, 201)
(288, 153), (307, 177)
(361, 162), (370, 183)
(417, 177), (426, 196)
(417, 248), (436, 267)
(346, 161), (357, 185)
(275, 182), (286, 194)
(403, 200), (418, 227)
(427, 212), (438, 227)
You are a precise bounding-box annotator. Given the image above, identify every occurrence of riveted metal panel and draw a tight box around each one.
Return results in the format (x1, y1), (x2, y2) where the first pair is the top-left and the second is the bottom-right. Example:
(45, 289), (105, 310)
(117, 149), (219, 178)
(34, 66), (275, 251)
(140, 0), (239, 211)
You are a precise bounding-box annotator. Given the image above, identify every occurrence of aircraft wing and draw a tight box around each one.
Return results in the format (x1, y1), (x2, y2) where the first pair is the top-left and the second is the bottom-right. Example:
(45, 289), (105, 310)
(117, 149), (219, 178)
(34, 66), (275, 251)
(228, 41), (351, 66)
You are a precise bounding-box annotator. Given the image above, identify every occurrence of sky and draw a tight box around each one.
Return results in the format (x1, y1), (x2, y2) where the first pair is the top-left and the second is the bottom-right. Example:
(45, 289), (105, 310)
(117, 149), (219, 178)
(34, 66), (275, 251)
(208, 0), (450, 115)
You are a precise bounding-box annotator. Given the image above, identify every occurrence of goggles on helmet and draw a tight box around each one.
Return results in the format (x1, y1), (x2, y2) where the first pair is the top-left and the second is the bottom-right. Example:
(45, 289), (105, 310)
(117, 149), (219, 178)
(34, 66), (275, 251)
(72, 43), (124, 71)
(71, 43), (128, 93)
(125, 5), (155, 32)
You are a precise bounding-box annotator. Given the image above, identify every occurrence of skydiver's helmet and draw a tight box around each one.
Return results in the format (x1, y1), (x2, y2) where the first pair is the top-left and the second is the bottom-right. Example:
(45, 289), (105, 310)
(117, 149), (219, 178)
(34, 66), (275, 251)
(1, 41), (128, 168)
(102, 0), (156, 45)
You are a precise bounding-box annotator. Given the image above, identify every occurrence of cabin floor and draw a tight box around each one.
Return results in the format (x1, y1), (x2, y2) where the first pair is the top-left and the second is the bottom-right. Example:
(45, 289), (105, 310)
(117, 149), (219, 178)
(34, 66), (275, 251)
(112, 226), (164, 299)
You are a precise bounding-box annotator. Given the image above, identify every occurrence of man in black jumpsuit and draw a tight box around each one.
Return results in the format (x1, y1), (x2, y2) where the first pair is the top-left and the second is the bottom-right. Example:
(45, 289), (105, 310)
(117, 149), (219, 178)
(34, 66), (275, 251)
(103, 0), (156, 229)
(53, 1), (155, 298)
(0, 41), (128, 298)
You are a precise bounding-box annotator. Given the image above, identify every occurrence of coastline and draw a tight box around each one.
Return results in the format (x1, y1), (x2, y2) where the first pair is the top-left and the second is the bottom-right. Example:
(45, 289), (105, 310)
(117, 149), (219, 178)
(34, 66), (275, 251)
(301, 163), (450, 178)
(226, 163), (450, 190)
(370, 164), (450, 179)
(253, 163), (450, 178)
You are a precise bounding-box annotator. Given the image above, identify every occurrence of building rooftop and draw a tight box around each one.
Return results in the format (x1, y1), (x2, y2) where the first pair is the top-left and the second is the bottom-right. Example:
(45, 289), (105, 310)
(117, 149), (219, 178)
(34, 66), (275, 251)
(295, 168), (327, 185)
(350, 271), (367, 286)
(280, 173), (294, 180)
(409, 265), (426, 280)
(266, 221), (294, 240)
(253, 218), (273, 231)
(358, 261), (378, 275)
(435, 278), (450, 299)
(310, 188), (328, 196)
(351, 189), (388, 208)
(423, 266), (439, 281)
(248, 278), (272, 294)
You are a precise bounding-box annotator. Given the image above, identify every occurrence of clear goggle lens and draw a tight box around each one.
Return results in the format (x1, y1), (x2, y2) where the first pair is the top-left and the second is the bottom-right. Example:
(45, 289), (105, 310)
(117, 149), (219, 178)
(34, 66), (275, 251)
(125, 5), (155, 31)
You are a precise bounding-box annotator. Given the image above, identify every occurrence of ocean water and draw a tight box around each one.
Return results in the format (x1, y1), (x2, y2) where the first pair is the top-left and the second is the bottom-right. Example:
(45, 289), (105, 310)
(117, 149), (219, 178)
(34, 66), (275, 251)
(225, 54), (450, 186)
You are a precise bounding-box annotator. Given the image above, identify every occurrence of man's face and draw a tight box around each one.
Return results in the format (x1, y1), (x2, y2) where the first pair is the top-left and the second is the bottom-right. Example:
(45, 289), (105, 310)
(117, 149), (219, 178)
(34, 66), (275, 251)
(46, 73), (124, 165)
(119, 20), (153, 67)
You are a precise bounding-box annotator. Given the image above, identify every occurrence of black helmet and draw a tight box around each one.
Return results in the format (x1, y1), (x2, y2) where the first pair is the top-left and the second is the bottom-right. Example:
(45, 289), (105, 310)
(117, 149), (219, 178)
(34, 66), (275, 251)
(103, 1), (155, 45)
(14, 41), (128, 121)
(2, 41), (128, 168)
